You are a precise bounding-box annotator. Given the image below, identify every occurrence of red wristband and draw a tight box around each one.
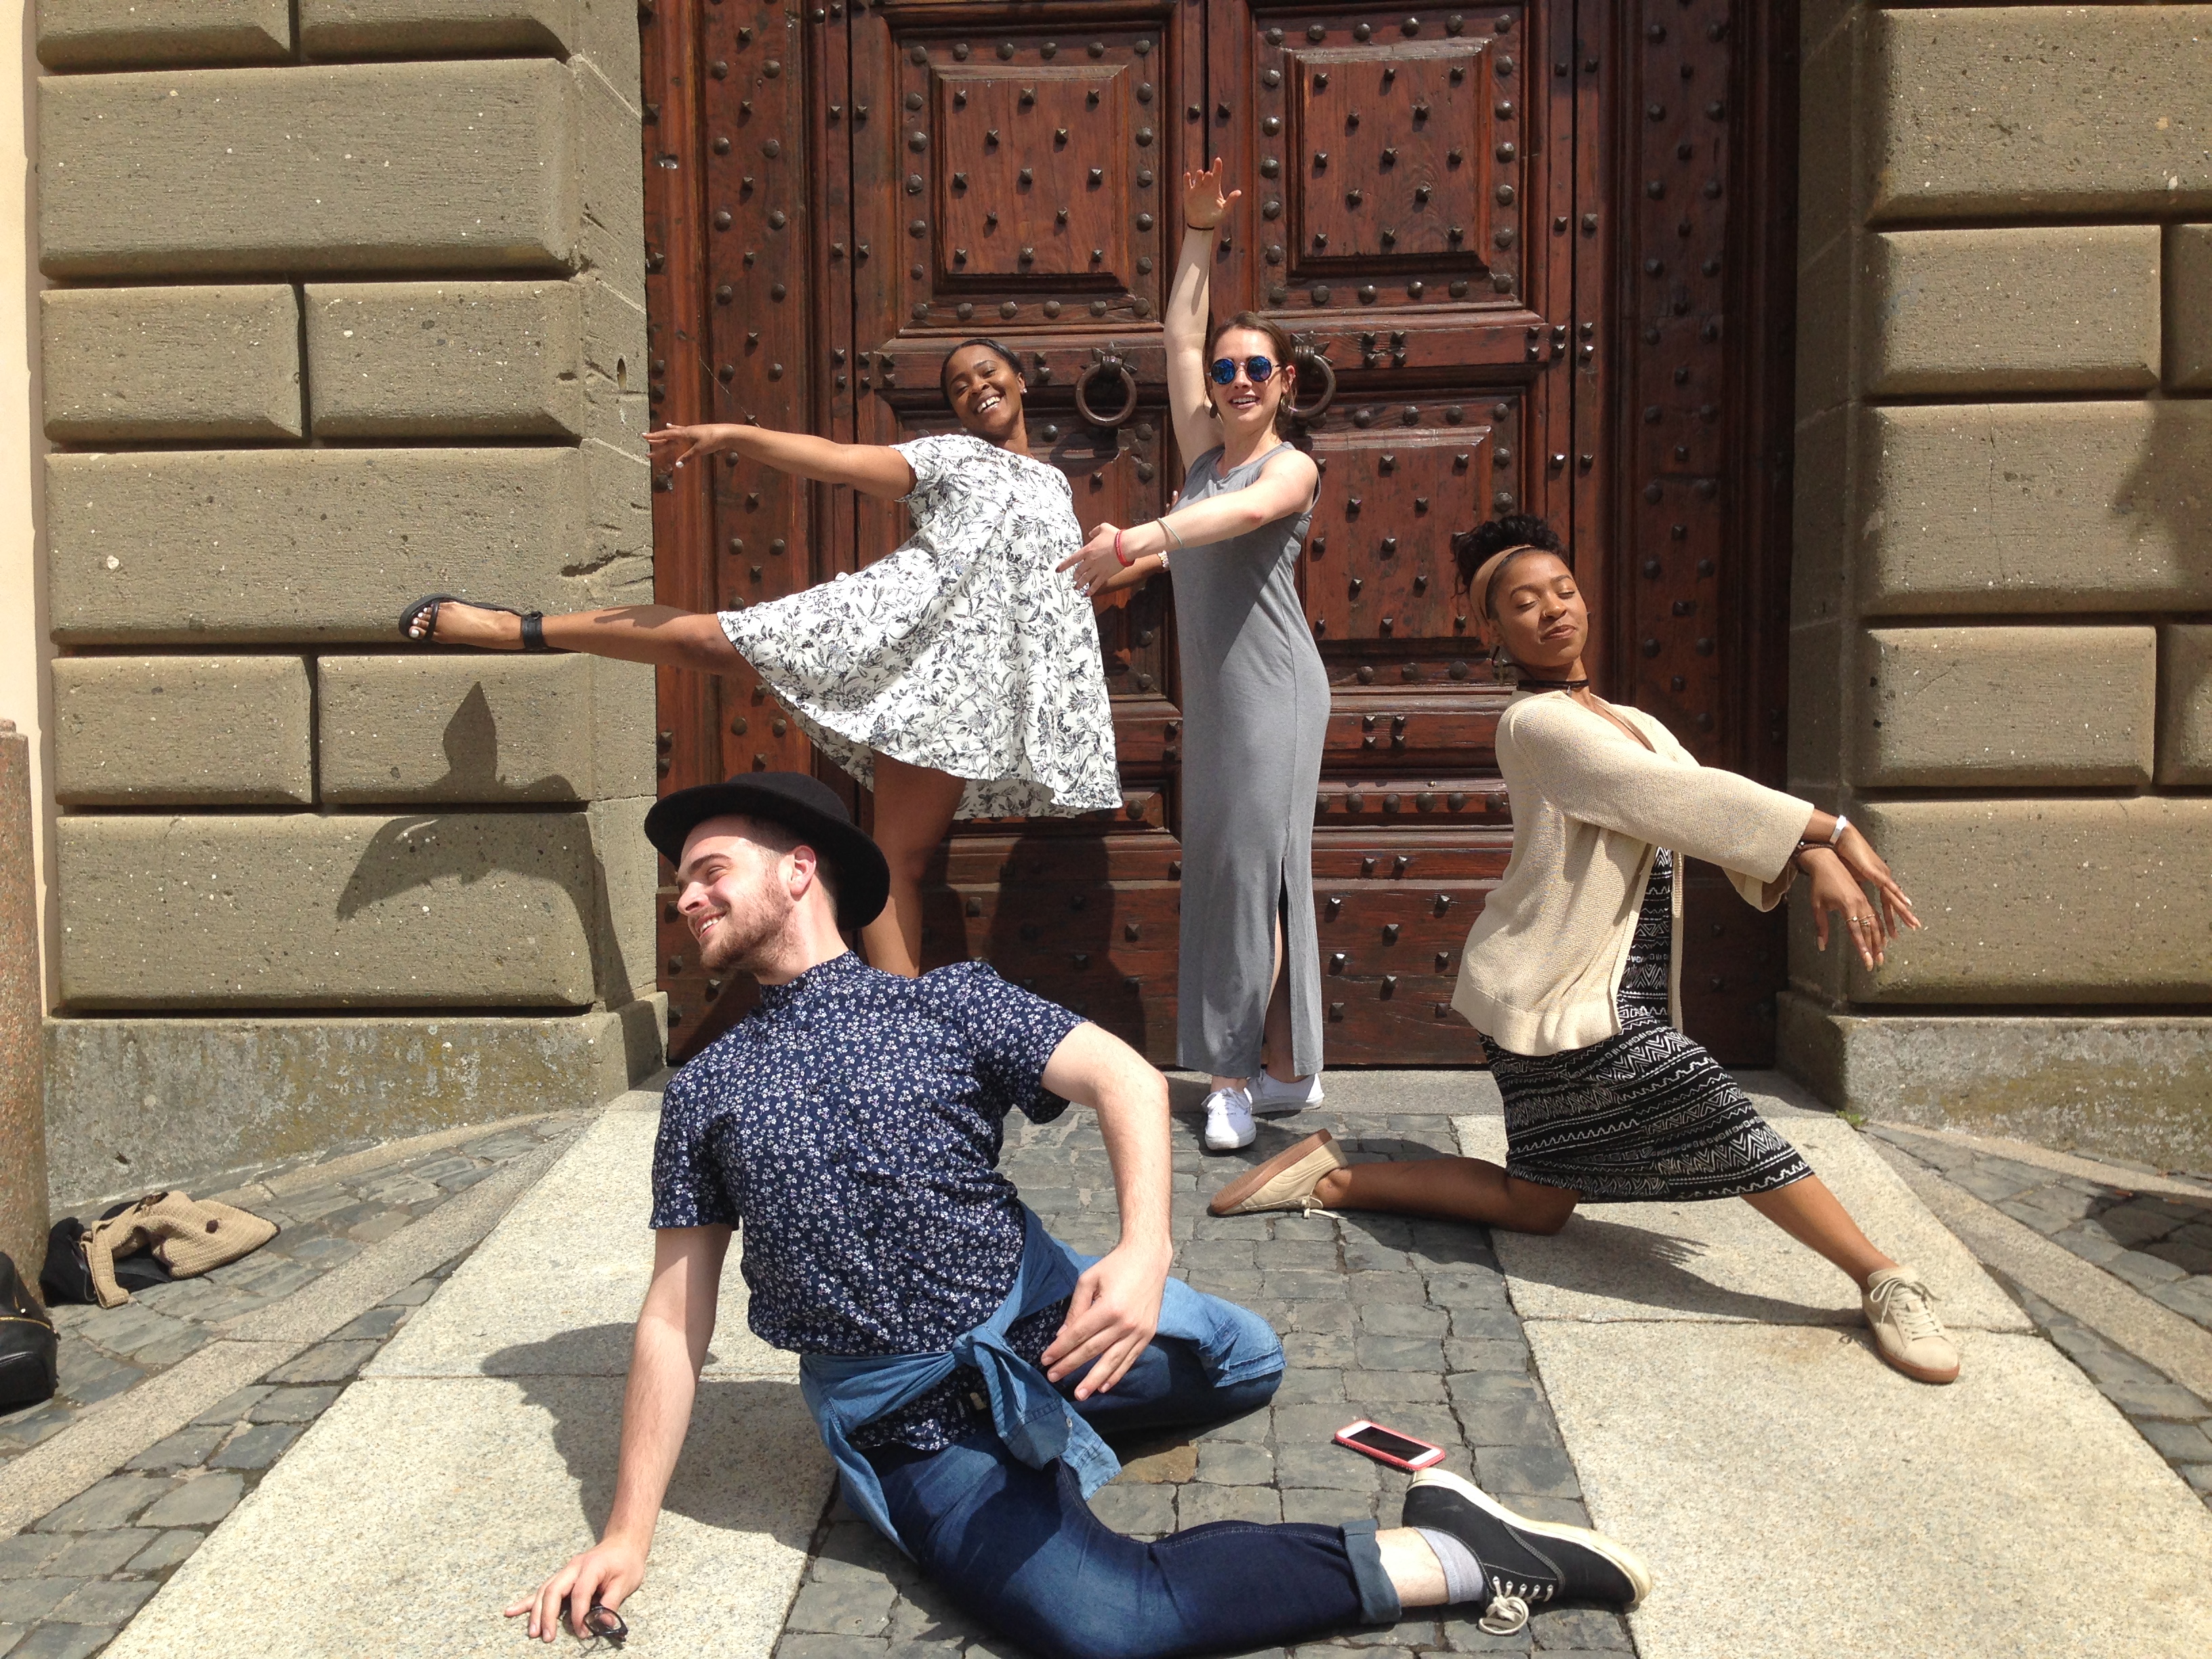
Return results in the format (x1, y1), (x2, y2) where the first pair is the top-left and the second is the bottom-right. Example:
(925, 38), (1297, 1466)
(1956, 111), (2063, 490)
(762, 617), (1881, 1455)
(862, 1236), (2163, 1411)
(1113, 529), (1132, 568)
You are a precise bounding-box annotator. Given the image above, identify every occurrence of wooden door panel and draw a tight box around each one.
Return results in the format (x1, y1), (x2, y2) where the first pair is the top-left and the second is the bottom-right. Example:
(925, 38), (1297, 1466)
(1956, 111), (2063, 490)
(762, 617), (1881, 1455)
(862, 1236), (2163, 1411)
(855, 12), (1198, 346)
(1288, 41), (1497, 271)
(1605, 0), (1800, 1063)
(1302, 408), (1517, 651)
(1314, 779), (1511, 831)
(935, 66), (1136, 286)
(645, 0), (1799, 1068)
(1319, 691), (1502, 771)
(936, 829), (1184, 1059)
(1679, 863), (1786, 1061)
(1311, 830), (1511, 882)
(1219, 7), (1548, 327)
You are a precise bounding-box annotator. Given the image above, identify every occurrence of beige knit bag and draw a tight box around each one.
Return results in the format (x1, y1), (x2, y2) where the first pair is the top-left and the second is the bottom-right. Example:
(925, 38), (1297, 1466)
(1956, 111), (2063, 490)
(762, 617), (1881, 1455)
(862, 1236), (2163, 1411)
(86, 1192), (279, 1309)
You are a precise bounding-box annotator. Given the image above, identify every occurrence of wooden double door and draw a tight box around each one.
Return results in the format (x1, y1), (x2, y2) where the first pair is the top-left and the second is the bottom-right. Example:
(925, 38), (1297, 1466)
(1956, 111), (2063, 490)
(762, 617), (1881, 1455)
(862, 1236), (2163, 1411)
(641, 0), (1799, 1067)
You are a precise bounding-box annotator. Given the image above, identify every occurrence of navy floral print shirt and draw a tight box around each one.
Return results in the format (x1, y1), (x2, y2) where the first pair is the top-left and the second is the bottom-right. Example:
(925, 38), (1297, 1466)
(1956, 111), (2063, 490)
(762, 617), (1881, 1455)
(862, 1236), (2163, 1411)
(651, 951), (1086, 1449)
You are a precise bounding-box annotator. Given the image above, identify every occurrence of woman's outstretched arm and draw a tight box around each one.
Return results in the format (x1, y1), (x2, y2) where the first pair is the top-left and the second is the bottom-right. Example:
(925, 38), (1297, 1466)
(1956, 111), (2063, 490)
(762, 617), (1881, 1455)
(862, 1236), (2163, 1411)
(419, 603), (739, 673)
(1165, 160), (1236, 467)
(647, 423), (914, 501)
(1057, 448), (1319, 594)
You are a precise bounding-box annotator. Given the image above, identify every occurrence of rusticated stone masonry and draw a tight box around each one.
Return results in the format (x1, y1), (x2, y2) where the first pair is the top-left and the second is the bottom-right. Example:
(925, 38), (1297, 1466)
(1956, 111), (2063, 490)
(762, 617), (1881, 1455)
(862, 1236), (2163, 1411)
(1785, 2), (2212, 1166)
(35, 0), (663, 1204)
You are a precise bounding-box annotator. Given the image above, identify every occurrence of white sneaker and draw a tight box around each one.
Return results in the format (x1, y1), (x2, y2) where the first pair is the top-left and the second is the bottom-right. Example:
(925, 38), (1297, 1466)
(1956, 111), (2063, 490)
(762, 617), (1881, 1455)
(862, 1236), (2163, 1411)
(1863, 1266), (1961, 1384)
(1202, 1086), (1256, 1151)
(1248, 1069), (1324, 1117)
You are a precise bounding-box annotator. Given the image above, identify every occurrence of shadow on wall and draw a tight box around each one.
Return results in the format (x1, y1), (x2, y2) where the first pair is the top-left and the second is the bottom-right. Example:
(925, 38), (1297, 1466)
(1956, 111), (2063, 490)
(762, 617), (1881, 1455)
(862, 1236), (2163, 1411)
(337, 682), (638, 1006)
(2115, 402), (2212, 595)
(980, 825), (1150, 1049)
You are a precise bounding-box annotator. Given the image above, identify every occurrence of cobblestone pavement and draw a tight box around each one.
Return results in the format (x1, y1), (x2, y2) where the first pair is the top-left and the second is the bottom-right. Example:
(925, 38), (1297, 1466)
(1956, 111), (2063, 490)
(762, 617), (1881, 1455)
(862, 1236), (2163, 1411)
(1869, 1126), (2212, 1511)
(773, 1101), (1633, 1659)
(0, 1114), (584, 1659)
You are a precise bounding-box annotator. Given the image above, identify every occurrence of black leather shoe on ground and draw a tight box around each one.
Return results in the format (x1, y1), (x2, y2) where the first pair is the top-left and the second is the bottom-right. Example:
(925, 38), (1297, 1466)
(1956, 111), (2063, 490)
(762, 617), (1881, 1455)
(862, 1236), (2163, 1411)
(1401, 1468), (1654, 1635)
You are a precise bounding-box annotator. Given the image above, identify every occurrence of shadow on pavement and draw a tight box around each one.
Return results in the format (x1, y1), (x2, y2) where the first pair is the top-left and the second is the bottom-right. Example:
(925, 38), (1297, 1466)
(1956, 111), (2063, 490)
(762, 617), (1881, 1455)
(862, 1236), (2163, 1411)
(1502, 1214), (1848, 1324)
(487, 1324), (813, 1534)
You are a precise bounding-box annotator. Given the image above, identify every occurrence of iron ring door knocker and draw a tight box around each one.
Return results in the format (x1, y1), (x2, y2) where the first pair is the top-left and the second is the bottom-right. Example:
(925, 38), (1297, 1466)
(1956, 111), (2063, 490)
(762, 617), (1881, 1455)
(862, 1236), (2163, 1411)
(1286, 340), (1337, 425)
(1074, 344), (1141, 429)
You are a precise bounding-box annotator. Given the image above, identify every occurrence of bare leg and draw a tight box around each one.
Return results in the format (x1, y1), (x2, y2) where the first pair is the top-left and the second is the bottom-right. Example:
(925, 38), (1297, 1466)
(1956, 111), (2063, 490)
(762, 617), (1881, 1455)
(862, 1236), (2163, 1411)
(1258, 915), (1308, 1086)
(1225, 915), (1313, 1092)
(1378, 1528), (1449, 1607)
(859, 753), (966, 978)
(1315, 1157), (1580, 1236)
(407, 600), (739, 674)
(1742, 1176), (1895, 1290)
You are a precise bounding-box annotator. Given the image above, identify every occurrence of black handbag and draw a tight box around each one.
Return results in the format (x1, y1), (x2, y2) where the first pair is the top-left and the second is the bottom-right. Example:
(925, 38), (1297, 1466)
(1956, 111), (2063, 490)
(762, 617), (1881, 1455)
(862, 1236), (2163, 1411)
(39, 1208), (176, 1307)
(0, 1252), (58, 1412)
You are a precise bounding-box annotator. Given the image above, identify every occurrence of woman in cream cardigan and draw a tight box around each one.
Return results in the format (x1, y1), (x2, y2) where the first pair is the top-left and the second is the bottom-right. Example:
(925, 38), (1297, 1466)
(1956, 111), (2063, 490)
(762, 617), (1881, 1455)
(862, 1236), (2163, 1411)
(1208, 516), (1961, 1385)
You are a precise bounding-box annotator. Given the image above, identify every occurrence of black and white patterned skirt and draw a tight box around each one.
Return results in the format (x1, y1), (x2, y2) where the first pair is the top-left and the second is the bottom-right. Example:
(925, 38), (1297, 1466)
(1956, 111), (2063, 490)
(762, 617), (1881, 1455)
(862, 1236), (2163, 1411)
(1479, 851), (1812, 1203)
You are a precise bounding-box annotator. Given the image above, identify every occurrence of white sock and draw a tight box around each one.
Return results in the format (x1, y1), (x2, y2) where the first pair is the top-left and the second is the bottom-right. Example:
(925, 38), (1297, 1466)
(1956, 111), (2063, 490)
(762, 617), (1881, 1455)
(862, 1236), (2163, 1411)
(1414, 1526), (1488, 1605)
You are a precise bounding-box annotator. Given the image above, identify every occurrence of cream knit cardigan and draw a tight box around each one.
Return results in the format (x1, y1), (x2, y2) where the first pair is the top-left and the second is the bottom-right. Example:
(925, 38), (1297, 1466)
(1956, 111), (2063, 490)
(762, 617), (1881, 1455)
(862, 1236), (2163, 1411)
(1451, 691), (1811, 1056)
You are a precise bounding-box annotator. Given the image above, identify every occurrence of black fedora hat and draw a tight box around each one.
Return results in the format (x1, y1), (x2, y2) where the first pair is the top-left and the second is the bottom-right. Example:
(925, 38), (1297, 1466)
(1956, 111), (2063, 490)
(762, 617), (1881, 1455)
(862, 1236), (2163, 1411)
(644, 771), (891, 933)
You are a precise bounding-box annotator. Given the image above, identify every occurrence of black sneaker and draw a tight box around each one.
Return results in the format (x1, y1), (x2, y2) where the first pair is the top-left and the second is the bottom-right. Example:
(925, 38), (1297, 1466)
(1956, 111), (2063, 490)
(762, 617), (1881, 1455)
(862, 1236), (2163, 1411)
(1401, 1468), (1653, 1635)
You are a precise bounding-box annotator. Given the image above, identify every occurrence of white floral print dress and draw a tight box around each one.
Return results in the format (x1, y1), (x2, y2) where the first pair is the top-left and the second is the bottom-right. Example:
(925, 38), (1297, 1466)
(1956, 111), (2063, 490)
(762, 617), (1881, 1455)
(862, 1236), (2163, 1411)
(719, 432), (1121, 819)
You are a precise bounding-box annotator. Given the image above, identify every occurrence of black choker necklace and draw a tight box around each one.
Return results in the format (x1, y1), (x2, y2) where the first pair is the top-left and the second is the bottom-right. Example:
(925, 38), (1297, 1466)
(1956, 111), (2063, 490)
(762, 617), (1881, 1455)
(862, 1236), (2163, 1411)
(1517, 676), (1590, 692)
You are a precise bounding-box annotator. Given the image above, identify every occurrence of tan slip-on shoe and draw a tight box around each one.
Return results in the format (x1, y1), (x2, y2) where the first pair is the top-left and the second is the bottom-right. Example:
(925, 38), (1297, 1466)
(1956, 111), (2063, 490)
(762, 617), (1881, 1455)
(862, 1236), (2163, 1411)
(1863, 1265), (1961, 1385)
(1207, 1130), (1350, 1217)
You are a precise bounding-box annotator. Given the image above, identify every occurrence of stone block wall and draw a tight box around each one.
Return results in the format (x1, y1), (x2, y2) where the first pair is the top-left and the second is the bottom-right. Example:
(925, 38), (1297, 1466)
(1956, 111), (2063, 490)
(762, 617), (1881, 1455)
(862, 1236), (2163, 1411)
(34, 0), (660, 1204)
(1787, 3), (2212, 1167)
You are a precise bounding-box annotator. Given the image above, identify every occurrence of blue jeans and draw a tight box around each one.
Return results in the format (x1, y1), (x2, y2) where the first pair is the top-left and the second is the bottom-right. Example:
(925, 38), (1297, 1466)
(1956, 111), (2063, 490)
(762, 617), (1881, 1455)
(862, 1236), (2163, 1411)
(865, 1337), (1401, 1659)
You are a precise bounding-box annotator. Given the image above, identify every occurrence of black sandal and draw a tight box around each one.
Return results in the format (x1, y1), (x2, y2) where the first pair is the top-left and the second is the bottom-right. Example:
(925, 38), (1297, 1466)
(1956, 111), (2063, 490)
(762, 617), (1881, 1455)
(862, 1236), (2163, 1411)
(398, 594), (560, 651)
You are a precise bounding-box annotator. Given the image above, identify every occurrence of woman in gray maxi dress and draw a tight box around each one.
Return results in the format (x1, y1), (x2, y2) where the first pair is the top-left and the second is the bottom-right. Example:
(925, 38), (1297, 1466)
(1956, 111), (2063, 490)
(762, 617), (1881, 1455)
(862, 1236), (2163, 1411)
(1173, 449), (1328, 1089)
(1060, 161), (1328, 1153)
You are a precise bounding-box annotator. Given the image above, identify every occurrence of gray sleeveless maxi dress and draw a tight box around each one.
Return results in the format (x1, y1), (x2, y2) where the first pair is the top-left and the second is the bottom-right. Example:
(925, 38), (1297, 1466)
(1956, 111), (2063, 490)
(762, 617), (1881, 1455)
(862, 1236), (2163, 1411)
(1172, 443), (1327, 1078)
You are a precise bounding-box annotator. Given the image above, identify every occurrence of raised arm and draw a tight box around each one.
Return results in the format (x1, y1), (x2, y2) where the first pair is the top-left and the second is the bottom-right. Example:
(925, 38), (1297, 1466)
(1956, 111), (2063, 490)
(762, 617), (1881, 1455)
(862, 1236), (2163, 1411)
(1166, 161), (1237, 466)
(1036, 1023), (1172, 1399)
(647, 422), (915, 501)
(508, 1224), (731, 1642)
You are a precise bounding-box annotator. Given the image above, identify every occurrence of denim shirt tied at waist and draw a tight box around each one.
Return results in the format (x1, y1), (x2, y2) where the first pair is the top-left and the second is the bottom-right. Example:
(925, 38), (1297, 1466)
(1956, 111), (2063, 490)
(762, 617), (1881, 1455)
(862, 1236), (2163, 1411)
(800, 1205), (1286, 1550)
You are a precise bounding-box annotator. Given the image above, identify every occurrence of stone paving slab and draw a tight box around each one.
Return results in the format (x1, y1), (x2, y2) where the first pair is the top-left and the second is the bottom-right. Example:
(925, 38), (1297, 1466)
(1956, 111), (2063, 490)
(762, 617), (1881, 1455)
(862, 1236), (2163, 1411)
(1528, 1322), (2212, 1659)
(0, 1112), (581, 1473)
(98, 1375), (827, 1659)
(365, 1110), (784, 1382)
(0, 1263), (460, 1659)
(1870, 1122), (2212, 1339)
(92, 1107), (827, 1659)
(1867, 1133), (2212, 1511)
(1455, 1105), (2028, 1334)
(0, 1113), (590, 1659)
(1872, 1120), (2212, 1204)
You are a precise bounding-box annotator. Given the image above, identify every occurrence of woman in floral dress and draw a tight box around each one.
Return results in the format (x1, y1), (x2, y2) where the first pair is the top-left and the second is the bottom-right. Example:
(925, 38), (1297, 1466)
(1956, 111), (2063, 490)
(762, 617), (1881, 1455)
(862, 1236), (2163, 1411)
(402, 340), (1121, 976)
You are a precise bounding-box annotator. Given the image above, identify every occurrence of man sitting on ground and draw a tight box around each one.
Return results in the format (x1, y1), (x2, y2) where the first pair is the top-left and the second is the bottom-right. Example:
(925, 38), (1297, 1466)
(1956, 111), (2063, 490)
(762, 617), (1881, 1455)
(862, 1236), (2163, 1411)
(506, 771), (1651, 1658)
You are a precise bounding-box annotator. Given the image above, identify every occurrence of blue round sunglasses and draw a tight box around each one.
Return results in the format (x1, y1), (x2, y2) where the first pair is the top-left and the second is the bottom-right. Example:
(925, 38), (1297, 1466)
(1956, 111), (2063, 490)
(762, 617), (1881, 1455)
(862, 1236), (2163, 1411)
(1209, 355), (1281, 386)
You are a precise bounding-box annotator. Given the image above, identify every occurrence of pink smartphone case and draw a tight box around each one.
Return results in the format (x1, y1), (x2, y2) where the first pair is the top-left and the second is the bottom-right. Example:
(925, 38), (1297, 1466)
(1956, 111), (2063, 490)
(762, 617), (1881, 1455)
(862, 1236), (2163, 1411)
(1334, 1419), (1447, 1471)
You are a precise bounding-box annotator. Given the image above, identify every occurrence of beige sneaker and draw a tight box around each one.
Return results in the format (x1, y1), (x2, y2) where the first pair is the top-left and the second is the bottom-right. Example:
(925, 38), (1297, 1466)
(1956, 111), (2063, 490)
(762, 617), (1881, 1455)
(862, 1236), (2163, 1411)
(1863, 1267), (1960, 1384)
(1206, 1130), (1349, 1217)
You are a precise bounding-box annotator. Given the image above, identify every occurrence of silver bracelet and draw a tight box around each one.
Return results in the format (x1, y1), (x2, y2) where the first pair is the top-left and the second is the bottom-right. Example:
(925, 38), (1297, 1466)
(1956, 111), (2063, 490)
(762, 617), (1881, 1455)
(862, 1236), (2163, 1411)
(1828, 813), (1849, 846)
